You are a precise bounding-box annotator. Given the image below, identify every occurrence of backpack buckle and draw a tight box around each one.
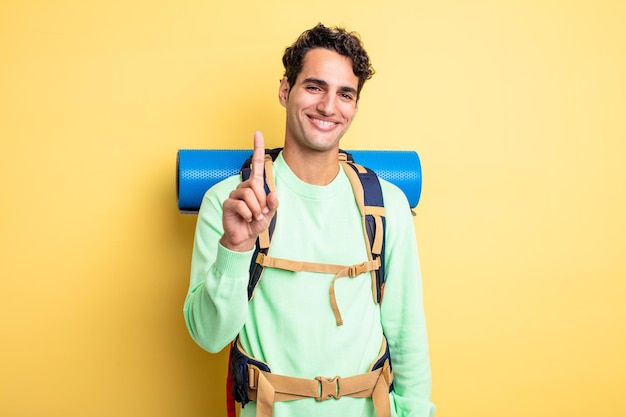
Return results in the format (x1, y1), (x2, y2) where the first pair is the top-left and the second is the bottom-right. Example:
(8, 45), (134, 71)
(315, 376), (341, 401)
(347, 261), (376, 277)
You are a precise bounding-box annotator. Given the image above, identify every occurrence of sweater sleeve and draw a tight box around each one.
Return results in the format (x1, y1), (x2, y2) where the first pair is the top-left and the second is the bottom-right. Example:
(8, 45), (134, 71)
(183, 176), (253, 353)
(379, 181), (436, 417)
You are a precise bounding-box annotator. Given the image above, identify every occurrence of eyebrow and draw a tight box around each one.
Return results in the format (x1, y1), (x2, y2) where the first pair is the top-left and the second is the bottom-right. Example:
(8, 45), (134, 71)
(302, 77), (358, 95)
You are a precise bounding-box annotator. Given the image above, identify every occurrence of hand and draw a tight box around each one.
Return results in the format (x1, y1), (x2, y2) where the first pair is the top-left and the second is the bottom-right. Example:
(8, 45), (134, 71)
(220, 131), (279, 252)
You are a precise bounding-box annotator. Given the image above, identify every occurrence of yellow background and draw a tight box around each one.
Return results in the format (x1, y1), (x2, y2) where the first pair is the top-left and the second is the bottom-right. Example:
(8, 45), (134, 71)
(1, 1), (625, 416)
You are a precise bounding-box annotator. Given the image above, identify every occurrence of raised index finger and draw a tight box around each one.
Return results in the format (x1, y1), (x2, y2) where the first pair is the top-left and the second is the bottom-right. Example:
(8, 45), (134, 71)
(250, 131), (266, 180)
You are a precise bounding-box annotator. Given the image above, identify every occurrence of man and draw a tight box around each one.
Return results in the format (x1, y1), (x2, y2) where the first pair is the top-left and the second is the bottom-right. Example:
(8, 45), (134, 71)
(184, 23), (435, 417)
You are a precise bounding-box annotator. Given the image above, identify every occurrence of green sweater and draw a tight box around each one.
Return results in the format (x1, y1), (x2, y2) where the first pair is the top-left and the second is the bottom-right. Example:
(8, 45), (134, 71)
(184, 153), (435, 417)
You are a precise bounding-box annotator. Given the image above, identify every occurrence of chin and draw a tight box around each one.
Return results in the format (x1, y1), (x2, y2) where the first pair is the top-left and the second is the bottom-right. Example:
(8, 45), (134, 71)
(307, 141), (340, 153)
(307, 134), (344, 151)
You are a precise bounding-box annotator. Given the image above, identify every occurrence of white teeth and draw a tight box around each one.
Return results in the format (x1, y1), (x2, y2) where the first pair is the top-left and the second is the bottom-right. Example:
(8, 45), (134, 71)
(312, 118), (335, 128)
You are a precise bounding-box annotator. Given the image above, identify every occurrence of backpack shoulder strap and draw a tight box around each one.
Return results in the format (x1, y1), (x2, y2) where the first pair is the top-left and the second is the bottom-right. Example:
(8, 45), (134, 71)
(240, 148), (387, 304)
(339, 150), (387, 304)
(240, 148), (281, 300)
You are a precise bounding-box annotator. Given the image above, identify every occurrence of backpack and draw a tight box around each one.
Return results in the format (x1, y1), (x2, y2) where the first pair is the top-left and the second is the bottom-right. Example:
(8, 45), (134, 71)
(226, 148), (389, 416)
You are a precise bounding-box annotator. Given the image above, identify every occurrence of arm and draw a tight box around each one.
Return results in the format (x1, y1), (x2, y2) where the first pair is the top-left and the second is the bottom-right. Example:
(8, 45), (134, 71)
(183, 132), (279, 353)
(183, 178), (253, 353)
(380, 182), (436, 417)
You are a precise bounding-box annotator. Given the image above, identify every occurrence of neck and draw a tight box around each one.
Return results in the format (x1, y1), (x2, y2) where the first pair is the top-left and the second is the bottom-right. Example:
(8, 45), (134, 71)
(282, 144), (340, 186)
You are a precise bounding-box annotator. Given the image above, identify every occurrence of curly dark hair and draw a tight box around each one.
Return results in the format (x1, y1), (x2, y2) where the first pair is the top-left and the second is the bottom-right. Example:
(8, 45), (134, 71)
(282, 23), (375, 100)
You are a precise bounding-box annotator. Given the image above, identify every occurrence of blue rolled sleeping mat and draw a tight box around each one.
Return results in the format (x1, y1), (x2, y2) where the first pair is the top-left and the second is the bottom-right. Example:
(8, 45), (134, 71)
(176, 149), (422, 214)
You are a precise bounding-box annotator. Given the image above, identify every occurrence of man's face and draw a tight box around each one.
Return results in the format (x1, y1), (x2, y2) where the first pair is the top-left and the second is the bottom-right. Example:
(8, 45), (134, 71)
(279, 48), (359, 153)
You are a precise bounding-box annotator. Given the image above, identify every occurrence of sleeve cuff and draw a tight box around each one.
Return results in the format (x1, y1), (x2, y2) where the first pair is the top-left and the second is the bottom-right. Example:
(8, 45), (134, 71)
(214, 243), (255, 279)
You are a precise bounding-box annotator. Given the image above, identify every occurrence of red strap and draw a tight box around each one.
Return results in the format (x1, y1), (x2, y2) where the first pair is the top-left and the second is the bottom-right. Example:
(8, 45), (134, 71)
(226, 344), (236, 417)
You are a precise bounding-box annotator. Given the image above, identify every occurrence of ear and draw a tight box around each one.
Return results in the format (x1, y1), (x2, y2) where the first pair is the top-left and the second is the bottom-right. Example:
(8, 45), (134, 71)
(278, 77), (290, 107)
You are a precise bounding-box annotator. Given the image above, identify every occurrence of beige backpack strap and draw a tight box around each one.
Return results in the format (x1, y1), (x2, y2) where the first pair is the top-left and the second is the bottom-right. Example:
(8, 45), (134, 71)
(257, 154), (276, 250)
(252, 152), (386, 322)
(256, 253), (380, 326)
(244, 336), (394, 417)
(340, 159), (386, 303)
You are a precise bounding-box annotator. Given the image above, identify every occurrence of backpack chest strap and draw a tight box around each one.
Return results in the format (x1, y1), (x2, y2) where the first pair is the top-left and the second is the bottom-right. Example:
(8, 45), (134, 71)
(256, 253), (381, 326)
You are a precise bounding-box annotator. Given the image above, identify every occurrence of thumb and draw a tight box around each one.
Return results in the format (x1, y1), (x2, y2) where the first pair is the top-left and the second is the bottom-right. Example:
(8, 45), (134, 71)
(266, 191), (279, 216)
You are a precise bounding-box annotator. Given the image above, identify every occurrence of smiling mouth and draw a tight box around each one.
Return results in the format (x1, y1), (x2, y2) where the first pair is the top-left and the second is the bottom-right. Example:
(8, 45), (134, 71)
(309, 116), (337, 130)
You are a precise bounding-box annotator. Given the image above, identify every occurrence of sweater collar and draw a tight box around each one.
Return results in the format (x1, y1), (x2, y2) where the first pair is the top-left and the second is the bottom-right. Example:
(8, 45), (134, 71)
(273, 152), (350, 200)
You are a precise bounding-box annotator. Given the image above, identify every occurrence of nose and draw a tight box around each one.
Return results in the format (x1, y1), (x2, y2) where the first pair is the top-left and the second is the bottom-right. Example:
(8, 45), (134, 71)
(316, 93), (336, 116)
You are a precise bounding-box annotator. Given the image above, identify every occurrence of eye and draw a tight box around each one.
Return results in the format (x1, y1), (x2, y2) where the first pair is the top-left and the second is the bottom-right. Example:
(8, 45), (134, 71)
(340, 93), (355, 101)
(306, 85), (322, 92)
